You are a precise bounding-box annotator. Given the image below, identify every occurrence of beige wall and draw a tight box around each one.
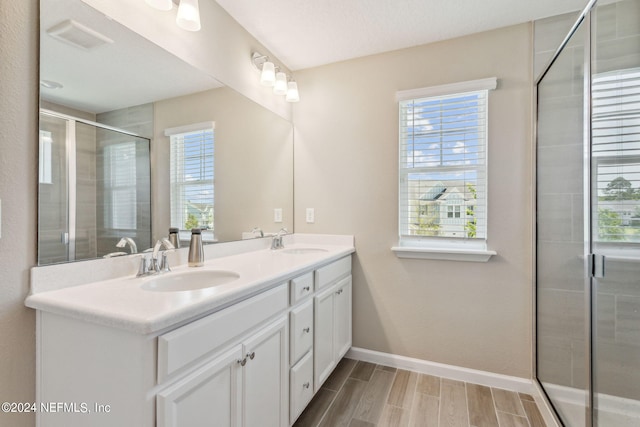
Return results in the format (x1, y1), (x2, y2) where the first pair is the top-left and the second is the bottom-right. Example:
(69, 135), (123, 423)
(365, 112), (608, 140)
(0, 1), (38, 426)
(293, 24), (534, 378)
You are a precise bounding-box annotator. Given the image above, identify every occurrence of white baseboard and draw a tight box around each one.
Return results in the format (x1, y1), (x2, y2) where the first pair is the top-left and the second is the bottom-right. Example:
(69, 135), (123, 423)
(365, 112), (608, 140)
(346, 347), (563, 427)
(347, 347), (534, 393)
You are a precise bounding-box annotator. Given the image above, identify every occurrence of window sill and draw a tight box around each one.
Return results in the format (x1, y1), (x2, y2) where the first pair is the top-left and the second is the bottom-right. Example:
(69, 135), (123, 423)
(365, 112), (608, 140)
(391, 246), (497, 262)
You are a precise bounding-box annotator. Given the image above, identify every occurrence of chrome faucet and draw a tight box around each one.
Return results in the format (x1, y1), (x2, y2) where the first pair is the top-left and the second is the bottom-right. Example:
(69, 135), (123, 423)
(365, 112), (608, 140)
(116, 237), (138, 254)
(251, 227), (264, 238)
(149, 238), (175, 274)
(270, 228), (288, 250)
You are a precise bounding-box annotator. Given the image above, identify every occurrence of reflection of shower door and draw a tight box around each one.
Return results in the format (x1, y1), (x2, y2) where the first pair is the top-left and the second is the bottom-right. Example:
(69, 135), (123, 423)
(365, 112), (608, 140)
(38, 110), (152, 264)
(536, 1), (640, 425)
(39, 113), (74, 264)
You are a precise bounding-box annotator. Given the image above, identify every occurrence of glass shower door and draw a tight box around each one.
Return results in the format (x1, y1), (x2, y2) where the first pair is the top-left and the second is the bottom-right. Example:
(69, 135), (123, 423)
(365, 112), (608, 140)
(536, 19), (589, 427)
(39, 113), (71, 264)
(591, 0), (640, 425)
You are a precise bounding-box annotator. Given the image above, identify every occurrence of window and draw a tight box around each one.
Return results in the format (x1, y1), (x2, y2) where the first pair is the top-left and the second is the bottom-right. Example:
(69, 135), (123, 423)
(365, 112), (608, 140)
(39, 130), (53, 184)
(104, 142), (138, 230)
(166, 122), (215, 232)
(592, 68), (640, 246)
(393, 78), (497, 261)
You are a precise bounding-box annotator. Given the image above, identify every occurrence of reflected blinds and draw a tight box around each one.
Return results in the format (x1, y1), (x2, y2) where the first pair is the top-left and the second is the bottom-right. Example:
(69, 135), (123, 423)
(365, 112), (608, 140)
(104, 142), (137, 229)
(593, 68), (640, 242)
(398, 89), (489, 242)
(167, 123), (215, 231)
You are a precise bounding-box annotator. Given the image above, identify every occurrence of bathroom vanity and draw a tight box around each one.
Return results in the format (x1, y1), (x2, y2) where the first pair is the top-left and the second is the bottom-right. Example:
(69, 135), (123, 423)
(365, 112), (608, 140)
(26, 234), (354, 427)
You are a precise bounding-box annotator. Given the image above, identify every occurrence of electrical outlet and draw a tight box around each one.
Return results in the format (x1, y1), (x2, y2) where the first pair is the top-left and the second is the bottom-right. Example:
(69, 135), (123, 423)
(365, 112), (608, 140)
(274, 208), (282, 223)
(306, 208), (315, 223)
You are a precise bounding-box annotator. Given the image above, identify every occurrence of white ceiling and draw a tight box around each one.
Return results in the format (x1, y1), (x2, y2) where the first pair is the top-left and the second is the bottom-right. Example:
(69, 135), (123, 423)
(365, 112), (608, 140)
(215, 0), (588, 71)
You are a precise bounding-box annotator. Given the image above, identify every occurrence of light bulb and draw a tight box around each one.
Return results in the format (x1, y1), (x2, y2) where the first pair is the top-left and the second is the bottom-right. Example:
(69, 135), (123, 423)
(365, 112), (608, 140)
(260, 61), (276, 87)
(177, 0), (201, 32)
(273, 72), (287, 95)
(286, 81), (300, 102)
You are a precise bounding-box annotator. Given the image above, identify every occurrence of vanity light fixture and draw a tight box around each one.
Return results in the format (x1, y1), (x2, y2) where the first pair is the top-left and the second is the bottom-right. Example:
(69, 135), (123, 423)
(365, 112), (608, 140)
(176, 0), (201, 32)
(252, 51), (300, 102)
(144, 0), (201, 32)
(286, 80), (300, 103)
(273, 70), (288, 95)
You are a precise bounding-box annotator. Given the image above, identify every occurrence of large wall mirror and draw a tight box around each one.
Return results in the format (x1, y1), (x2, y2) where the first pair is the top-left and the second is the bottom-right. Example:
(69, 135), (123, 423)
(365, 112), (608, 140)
(38, 0), (294, 265)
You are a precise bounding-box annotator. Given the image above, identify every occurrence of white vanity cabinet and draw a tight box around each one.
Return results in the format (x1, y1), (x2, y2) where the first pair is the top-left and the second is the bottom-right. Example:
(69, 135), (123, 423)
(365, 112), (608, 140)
(34, 253), (352, 427)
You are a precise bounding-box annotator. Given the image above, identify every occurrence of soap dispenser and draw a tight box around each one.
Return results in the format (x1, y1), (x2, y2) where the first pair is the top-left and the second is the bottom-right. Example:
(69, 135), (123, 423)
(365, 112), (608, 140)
(168, 227), (180, 249)
(188, 228), (204, 267)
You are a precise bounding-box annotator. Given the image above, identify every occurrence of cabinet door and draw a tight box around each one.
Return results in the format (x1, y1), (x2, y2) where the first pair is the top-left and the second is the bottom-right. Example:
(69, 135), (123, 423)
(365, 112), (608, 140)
(242, 316), (288, 427)
(334, 276), (352, 360)
(157, 345), (242, 427)
(314, 285), (336, 392)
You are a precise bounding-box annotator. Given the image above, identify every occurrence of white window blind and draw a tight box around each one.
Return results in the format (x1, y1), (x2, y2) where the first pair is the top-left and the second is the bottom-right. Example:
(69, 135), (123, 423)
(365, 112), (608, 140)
(398, 79), (495, 247)
(592, 68), (640, 243)
(167, 122), (214, 231)
(104, 141), (137, 230)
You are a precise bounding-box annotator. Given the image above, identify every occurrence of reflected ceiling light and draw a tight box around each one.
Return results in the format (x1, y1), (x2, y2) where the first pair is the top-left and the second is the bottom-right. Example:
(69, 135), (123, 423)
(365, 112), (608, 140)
(273, 70), (288, 95)
(286, 81), (300, 103)
(176, 0), (201, 32)
(252, 51), (300, 102)
(40, 80), (64, 90)
(145, 0), (173, 11)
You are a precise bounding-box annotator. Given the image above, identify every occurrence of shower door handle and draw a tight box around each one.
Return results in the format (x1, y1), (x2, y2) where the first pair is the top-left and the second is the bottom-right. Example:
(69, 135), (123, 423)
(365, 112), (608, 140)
(61, 232), (69, 244)
(590, 254), (605, 278)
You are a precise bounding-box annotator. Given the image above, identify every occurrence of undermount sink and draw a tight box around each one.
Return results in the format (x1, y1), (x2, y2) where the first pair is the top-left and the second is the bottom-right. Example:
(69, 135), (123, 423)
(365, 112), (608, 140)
(141, 270), (240, 292)
(281, 247), (329, 255)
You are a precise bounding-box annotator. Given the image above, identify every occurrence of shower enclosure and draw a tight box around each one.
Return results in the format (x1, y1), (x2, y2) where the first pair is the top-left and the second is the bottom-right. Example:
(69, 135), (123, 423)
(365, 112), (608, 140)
(38, 110), (151, 264)
(536, 0), (640, 425)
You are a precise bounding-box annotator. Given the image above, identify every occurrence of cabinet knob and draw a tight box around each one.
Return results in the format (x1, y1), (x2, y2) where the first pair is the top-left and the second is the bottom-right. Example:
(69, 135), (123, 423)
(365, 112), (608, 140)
(247, 351), (256, 360)
(303, 286), (310, 292)
(303, 382), (310, 389)
(336, 289), (343, 295)
(237, 358), (247, 366)
(303, 327), (310, 333)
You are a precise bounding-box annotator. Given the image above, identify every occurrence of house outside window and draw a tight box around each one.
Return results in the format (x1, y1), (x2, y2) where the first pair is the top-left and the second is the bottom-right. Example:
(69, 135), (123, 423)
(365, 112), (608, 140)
(393, 78), (497, 261)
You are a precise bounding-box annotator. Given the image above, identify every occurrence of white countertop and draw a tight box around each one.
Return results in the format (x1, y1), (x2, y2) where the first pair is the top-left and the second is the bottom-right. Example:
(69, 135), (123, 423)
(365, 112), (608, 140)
(26, 234), (354, 335)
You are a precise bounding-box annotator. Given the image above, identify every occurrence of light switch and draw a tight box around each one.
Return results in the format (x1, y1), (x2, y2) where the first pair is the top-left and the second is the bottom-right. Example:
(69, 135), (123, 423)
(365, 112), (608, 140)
(306, 208), (315, 223)
(274, 208), (283, 223)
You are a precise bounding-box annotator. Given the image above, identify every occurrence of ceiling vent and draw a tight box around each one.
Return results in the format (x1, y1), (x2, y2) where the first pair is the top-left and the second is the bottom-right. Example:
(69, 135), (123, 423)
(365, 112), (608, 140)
(46, 19), (113, 50)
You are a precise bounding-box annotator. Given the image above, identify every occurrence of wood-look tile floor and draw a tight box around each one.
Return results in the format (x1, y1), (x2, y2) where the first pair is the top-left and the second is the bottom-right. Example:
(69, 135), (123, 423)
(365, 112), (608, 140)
(293, 358), (547, 427)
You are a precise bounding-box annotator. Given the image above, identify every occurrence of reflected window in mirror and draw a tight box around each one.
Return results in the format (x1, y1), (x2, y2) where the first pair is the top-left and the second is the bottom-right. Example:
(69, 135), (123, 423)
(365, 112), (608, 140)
(167, 122), (215, 241)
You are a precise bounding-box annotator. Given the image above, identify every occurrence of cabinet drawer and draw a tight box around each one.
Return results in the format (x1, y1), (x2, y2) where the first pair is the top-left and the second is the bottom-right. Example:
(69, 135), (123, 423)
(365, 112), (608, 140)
(290, 272), (313, 304)
(290, 299), (313, 365)
(158, 283), (288, 382)
(315, 256), (351, 290)
(290, 351), (314, 424)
